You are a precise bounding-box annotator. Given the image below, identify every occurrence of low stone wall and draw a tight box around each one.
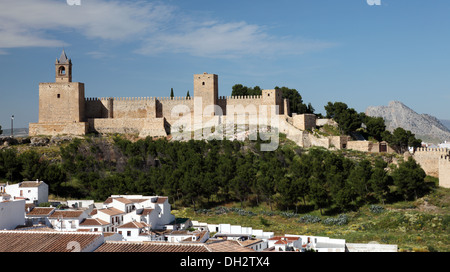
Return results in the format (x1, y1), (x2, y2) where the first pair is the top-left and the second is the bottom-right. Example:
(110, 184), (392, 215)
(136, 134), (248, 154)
(29, 122), (88, 136)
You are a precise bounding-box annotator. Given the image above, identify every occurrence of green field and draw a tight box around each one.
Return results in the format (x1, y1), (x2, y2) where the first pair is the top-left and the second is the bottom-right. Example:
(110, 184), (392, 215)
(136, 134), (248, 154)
(172, 186), (450, 252)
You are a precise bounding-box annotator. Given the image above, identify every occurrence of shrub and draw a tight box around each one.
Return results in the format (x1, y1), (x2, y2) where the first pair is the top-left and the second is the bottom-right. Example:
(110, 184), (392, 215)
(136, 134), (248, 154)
(369, 205), (385, 214)
(322, 214), (349, 226)
(298, 214), (321, 224)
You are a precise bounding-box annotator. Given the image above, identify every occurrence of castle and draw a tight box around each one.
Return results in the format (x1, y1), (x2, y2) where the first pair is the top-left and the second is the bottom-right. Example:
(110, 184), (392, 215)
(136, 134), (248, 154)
(29, 51), (450, 188)
(29, 50), (289, 138)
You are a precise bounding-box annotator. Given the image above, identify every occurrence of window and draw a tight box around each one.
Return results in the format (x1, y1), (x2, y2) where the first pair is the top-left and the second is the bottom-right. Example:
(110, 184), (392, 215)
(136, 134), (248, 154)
(202, 82), (205, 85)
(127, 231), (131, 236)
(57, 94), (60, 98)
(58, 66), (66, 76)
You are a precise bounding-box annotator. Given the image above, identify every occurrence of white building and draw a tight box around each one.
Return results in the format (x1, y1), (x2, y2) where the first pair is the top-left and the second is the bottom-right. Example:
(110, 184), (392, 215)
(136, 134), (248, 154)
(207, 223), (274, 240)
(117, 221), (151, 241)
(166, 230), (210, 243)
(48, 210), (89, 231)
(25, 207), (55, 227)
(0, 193), (25, 230)
(284, 234), (347, 252)
(104, 195), (175, 230)
(4, 180), (48, 205)
(93, 207), (125, 232)
(78, 218), (112, 232)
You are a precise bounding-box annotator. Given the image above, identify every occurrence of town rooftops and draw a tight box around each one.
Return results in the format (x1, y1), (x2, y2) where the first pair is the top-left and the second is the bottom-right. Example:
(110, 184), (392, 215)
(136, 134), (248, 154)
(26, 207), (55, 217)
(118, 221), (149, 229)
(97, 207), (125, 216)
(0, 230), (103, 252)
(18, 180), (46, 187)
(80, 218), (110, 226)
(95, 241), (211, 252)
(49, 210), (85, 219)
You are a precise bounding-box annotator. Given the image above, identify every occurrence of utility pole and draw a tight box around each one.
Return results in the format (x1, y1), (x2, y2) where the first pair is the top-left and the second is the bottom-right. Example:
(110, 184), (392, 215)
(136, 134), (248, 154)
(11, 115), (14, 138)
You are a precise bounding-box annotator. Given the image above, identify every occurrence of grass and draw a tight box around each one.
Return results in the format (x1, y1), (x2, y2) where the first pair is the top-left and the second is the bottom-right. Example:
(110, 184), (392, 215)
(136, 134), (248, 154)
(172, 187), (450, 252)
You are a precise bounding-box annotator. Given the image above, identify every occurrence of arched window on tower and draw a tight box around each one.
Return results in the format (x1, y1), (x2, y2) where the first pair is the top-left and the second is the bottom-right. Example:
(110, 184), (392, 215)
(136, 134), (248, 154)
(59, 66), (66, 76)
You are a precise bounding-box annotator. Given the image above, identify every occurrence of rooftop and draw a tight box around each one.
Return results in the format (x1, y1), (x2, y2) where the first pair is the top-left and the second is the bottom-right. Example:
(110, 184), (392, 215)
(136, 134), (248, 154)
(95, 241), (210, 252)
(0, 231), (102, 252)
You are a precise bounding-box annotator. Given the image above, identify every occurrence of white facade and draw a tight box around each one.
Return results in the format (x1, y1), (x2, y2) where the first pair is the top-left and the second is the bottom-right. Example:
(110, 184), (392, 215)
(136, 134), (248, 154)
(49, 210), (89, 231)
(4, 180), (48, 205)
(0, 197), (25, 230)
(207, 223), (274, 240)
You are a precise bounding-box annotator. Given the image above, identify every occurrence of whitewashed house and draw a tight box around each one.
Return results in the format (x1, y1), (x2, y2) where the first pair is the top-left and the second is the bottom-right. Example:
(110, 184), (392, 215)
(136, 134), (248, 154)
(166, 230), (210, 243)
(0, 193), (25, 230)
(25, 207), (55, 227)
(48, 210), (88, 231)
(117, 221), (151, 241)
(78, 218), (112, 232)
(268, 236), (303, 251)
(106, 195), (175, 231)
(93, 207), (125, 232)
(4, 180), (48, 205)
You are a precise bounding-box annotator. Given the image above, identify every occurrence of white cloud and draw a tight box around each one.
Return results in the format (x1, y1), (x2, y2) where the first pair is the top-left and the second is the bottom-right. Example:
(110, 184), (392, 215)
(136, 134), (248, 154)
(0, 0), (335, 58)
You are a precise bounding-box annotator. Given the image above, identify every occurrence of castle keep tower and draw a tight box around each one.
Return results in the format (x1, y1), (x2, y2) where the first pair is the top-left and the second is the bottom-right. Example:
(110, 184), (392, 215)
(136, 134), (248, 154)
(29, 50), (88, 136)
(194, 73), (218, 116)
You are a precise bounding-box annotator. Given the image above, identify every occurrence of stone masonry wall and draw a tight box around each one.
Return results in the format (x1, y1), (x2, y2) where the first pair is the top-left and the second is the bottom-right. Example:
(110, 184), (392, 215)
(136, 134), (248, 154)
(439, 155), (450, 188)
(413, 148), (450, 178)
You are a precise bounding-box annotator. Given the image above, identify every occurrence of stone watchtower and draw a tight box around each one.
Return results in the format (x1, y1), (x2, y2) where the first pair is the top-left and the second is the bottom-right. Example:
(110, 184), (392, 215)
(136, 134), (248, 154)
(193, 72), (218, 117)
(29, 50), (88, 136)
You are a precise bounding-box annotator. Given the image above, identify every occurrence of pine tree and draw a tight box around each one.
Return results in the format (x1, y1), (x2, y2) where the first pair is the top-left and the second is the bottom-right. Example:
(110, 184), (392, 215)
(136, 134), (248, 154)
(170, 88), (174, 99)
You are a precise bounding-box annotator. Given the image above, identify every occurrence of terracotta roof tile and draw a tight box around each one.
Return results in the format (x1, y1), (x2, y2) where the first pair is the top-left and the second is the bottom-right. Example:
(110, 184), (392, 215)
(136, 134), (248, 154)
(80, 218), (110, 226)
(206, 240), (255, 252)
(97, 207), (125, 216)
(118, 221), (149, 229)
(49, 210), (84, 219)
(26, 207), (55, 216)
(0, 231), (103, 252)
(95, 241), (210, 252)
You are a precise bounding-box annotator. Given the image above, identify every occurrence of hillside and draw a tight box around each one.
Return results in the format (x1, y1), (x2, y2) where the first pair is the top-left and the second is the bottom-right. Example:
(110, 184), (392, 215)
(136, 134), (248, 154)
(440, 119), (450, 131)
(365, 101), (450, 144)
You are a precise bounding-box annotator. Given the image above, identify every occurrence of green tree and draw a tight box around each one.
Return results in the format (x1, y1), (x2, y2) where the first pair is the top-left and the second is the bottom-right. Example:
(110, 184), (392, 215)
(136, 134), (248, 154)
(170, 88), (174, 99)
(0, 124), (2, 135)
(186, 90), (190, 98)
(363, 115), (386, 141)
(324, 102), (363, 135)
(386, 127), (422, 153)
(369, 158), (392, 204)
(276, 86), (313, 114)
(391, 157), (428, 200)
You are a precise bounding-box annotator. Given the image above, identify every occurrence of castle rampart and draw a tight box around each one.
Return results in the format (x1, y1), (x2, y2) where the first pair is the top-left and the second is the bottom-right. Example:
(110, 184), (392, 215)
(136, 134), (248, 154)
(439, 155), (450, 188)
(412, 148), (449, 178)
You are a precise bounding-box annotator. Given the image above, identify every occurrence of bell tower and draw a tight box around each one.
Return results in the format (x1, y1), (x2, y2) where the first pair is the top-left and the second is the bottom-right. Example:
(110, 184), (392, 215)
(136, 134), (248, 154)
(55, 49), (72, 82)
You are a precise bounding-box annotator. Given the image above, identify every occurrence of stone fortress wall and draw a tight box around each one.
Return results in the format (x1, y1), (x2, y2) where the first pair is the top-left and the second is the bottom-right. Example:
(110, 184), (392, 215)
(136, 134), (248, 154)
(412, 148), (450, 188)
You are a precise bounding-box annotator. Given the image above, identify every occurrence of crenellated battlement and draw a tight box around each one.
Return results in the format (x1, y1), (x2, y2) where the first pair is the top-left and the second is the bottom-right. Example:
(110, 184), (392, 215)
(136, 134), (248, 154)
(218, 95), (263, 100)
(415, 147), (450, 153)
(85, 96), (194, 102)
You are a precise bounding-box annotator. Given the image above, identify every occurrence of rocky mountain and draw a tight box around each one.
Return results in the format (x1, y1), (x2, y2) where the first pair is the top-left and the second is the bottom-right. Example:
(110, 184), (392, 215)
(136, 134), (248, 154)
(440, 119), (450, 131)
(365, 101), (450, 144)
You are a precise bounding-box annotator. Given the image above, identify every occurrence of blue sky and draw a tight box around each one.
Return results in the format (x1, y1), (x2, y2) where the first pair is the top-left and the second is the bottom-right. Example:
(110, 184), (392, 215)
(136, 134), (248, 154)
(0, 0), (449, 128)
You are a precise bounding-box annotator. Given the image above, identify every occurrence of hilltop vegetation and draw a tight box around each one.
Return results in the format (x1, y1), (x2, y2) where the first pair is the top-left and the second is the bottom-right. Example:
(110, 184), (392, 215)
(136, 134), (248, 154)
(1, 134), (448, 251)
(0, 134), (434, 211)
